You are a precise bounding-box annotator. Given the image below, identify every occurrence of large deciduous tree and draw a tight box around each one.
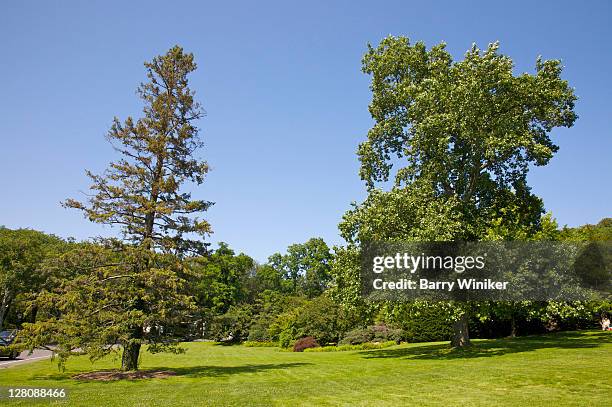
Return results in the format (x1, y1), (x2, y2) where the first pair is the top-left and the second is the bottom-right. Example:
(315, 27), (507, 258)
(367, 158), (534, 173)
(336, 37), (577, 347)
(0, 228), (66, 330)
(269, 238), (333, 297)
(21, 46), (211, 370)
(191, 242), (255, 333)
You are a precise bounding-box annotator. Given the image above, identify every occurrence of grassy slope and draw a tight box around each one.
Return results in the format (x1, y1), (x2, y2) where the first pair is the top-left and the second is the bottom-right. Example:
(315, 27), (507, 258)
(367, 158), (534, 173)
(1, 330), (610, 406)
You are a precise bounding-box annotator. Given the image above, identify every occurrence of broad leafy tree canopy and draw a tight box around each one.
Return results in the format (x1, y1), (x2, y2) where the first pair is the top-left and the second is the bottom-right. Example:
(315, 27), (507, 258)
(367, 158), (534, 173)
(352, 37), (577, 241)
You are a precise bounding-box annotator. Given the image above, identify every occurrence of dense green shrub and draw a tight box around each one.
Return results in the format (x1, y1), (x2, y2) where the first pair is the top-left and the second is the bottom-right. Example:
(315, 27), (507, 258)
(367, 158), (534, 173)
(269, 296), (351, 347)
(243, 291), (308, 343)
(243, 341), (277, 347)
(541, 301), (602, 331)
(339, 324), (402, 345)
(207, 291), (308, 344)
(471, 301), (605, 338)
(305, 341), (397, 352)
(246, 322), (269, 342)
(339, 327), (372, 345)
(293, 336), (319, 352)
(371, 324), (402, 342)
(402, 314), (453, 342)
(268, 311), (298, 348)
(385, 303), (454, 343)
(208, 304), (253, 342)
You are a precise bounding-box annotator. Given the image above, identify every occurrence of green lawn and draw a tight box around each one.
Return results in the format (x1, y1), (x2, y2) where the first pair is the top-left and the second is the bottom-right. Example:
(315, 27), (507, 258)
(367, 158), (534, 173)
(1, 330), (610, 406)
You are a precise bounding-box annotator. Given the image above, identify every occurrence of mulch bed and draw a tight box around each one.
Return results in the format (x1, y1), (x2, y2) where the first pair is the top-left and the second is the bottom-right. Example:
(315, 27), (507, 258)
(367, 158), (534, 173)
(73, 369), (177, 381)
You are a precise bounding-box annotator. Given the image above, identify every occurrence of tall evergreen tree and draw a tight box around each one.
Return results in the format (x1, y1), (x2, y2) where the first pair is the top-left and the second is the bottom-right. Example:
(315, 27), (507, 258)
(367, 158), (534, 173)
(22, 46), (211, 371)
(65, 45), (212, 256)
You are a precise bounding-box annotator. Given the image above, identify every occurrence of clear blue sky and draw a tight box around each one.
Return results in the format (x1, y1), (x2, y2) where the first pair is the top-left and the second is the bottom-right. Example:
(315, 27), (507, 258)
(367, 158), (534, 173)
(1, 1), (610, 262)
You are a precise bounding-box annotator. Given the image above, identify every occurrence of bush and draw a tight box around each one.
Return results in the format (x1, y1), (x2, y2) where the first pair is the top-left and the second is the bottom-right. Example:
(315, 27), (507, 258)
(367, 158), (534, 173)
(243, 341), (277, 347)
(209, 292), (308, 344)
(269, 296), (351, 347)
(339, 324), (402, 345)
(268, 312), (299, 348)
(305, 341), (397, 352)
(246, 322), (269, 342)
(293, 336), (319, 352)
(208, 304), (253, 342)
(386, 303), (453, 343)
(247, 292), (308, 344)
(370, 324), (402, 343)
(339, 328), (372, 345)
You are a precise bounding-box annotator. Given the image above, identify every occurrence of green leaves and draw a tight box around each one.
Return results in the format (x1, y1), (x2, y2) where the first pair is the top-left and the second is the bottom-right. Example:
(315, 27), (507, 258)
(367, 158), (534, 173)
(0, 228), (67, 330)
(354, 37), (578, 241)
(359, 37), (577, 203)
(339, 186), (466, 244)
(268, 238), (333, 298)
(191, 243), (255, 315)
(333, 38), (580, 344)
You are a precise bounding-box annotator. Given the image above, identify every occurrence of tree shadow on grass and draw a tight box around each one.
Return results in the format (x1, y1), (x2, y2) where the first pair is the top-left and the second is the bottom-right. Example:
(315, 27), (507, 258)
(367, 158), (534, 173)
(149, 362), (312, 378)
(359, 331), (611, 361)
(32, 362), (311, 382)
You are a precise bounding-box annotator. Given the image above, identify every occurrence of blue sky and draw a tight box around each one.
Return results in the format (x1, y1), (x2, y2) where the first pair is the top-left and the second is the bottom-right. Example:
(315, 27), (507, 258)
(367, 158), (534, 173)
(1, 1), (610, 262)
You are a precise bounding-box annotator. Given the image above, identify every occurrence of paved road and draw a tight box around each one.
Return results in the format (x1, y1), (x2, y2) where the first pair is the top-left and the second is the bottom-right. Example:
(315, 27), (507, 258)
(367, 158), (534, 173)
(0, 349), (53, 368)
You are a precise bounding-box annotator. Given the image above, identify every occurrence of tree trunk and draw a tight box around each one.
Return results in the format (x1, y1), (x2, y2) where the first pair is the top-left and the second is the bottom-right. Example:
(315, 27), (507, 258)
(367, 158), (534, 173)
(28, 304), (39, 324)
(510, 313), (517, 338)
(451, 314), (471, 347)
(0, 290), (12, 330)
(121, 341), (141, 371)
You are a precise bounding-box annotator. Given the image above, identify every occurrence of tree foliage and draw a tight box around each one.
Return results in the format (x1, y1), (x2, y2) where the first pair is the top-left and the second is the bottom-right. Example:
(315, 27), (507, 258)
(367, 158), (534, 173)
(0, 228), (67, 330)
(334, 37), (578, 347)
(20, 242), (196, 369)
(21, 46), (211, 371)
(191, 242), (254, 316)
(65, 45), (212, 256)
(357, 36), (576, 239)
(268, 238), (333, 297)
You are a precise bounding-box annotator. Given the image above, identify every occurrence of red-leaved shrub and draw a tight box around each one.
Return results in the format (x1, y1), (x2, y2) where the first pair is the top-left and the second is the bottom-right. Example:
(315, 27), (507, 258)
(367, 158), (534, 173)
(292, 336), (319, 352)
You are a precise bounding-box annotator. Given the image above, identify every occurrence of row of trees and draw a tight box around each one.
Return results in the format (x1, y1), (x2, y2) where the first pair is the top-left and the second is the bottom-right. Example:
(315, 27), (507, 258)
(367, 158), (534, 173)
(0, 229), (334, 365)
(3, 221), (609, 359)
(1, 39), (609, 370)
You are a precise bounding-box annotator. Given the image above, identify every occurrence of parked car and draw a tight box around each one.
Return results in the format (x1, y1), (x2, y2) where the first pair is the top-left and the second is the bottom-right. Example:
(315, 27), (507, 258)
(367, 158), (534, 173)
(0, 330), (20, 359)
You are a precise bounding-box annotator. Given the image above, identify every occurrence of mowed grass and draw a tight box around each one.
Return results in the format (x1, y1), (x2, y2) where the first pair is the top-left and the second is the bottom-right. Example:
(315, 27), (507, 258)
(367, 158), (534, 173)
(1, 330), (610, 406)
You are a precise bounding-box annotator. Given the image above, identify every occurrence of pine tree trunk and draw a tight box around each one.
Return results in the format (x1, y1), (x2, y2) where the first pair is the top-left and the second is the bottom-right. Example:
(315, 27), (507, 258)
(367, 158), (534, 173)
(451, 314), (471, 347)
(121, 341), (141, 371)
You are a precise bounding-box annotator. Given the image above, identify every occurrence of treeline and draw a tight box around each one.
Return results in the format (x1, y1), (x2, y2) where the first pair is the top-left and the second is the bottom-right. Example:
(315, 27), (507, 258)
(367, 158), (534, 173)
(1, 219), (610, 352)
